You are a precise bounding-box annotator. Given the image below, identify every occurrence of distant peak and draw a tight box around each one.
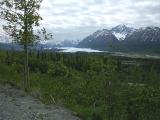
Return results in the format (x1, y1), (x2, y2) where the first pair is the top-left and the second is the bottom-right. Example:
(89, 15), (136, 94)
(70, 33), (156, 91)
(113, 25), (130, 30)
(146, 26), (160, 30)
(148, 25), (156, 28)
(139, 26), (160, 31)
(117, 24), (126, 27)
(111, 25), (135, 41)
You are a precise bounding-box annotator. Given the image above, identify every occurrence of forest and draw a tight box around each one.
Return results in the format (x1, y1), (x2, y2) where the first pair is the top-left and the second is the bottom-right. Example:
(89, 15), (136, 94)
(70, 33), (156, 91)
(0, 49), (160, 120)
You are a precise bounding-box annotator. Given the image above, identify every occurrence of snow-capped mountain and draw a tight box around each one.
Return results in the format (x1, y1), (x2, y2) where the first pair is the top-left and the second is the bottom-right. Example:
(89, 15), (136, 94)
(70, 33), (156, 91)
(58, 39), (80, 47)
(78, 25), (136, 49)
(110, 25), (136, 41)
(78, 29), (119, 49)
(77, 25), (160, 52)
(124, 26), (160, 43)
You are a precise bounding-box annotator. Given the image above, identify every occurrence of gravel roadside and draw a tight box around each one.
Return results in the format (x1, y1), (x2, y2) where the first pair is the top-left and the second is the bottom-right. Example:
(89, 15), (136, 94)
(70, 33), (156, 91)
(0, 85), (81, 120)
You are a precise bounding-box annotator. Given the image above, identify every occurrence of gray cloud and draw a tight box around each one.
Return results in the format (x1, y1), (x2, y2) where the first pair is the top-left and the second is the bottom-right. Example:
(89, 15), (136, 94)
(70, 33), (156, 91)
(8, 0), (160, 42)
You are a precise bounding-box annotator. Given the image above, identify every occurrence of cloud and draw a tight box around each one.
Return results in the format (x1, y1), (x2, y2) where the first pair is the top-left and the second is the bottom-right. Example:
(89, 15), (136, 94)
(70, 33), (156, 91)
(40, 0), (159, 42)
(2, 0), (160, 42)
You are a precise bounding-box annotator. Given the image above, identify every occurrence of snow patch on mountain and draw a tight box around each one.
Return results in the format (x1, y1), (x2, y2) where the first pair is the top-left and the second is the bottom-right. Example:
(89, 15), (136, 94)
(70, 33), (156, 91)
(111, 25), (136, 41)
(112, 32), (127, 41)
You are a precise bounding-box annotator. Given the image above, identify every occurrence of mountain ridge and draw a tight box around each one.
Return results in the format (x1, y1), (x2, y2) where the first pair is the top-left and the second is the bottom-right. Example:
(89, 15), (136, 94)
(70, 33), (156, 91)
(78, 29), (119, 49)
(78, 25), (160, 53)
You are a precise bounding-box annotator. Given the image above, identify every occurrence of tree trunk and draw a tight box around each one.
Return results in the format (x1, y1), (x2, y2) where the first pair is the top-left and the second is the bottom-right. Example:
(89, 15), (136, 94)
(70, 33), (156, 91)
(24, 44), (29, 91)
(23, 1), (30, 91)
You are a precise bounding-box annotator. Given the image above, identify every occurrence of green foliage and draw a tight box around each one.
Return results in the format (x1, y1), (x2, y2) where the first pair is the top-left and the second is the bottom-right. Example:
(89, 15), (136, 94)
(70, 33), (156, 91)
(0, 0), (44, 44)
(0, 0), (52, 91)
(48, 62), (69, 77)
(0, 50), (160, 120)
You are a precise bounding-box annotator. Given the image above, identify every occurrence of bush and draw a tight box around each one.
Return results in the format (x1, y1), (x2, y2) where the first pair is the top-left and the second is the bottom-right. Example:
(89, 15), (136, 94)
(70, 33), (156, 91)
(48, 62), (69, 77)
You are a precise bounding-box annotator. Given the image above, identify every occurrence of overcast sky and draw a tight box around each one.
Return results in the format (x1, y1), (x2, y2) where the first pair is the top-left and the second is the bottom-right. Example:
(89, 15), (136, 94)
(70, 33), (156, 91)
(1, 0), (160, 43)
(40, 0), (160, 41)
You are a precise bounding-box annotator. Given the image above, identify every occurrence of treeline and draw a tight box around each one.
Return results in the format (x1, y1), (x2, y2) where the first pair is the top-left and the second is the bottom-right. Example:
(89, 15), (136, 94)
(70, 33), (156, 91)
(0, 50), (160, 120)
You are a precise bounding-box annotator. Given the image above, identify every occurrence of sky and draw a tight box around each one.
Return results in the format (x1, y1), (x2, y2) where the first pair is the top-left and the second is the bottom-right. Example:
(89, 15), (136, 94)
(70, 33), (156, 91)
(1, 0), (160, 43)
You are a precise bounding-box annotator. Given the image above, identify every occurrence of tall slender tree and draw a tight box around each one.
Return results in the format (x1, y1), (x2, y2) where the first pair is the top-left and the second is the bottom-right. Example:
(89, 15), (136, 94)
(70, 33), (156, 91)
(0, 0), (52, 91)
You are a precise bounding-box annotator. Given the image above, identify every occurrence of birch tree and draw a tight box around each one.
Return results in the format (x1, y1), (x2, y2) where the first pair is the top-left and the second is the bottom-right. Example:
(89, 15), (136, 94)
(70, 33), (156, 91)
(0, 0), (52, 91)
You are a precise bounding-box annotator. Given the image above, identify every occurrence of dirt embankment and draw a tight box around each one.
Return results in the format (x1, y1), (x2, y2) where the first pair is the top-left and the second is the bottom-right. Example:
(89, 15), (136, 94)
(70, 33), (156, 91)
(0, 85), (81, 120)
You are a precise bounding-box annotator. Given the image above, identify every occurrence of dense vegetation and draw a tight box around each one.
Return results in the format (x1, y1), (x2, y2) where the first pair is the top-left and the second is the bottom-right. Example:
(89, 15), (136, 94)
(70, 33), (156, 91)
(0, 50), (160, 120)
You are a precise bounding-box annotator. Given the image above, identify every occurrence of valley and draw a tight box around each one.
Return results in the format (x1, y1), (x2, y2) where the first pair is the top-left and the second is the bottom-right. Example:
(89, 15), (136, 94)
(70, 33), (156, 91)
(0, 50), (160, 120)
(2, 25), (160, 54)
(0, 0), (160, 119)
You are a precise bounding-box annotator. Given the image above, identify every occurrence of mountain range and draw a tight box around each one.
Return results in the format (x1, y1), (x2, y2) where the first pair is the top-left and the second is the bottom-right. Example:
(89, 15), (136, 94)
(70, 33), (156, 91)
(78, 25), (160, 53)
(1, 25), (160, 53)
